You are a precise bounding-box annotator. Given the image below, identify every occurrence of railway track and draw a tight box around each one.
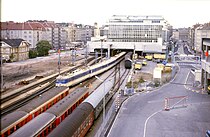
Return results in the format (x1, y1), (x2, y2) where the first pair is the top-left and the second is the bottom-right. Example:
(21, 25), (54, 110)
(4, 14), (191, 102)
(1, 57), (127, 137)
(1, 82), (55, 116)
(1, 55), (120, 116)
(1, 57), (96, 115)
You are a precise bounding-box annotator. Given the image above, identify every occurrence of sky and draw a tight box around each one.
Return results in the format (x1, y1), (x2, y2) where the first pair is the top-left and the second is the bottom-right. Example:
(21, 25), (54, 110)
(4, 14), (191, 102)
(1, 0), (210, 28)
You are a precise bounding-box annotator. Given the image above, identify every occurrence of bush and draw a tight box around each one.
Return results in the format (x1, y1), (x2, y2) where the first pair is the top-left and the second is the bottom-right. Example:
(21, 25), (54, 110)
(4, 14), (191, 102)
(138, 76), (145, 83)
(29, 50), (37, 58)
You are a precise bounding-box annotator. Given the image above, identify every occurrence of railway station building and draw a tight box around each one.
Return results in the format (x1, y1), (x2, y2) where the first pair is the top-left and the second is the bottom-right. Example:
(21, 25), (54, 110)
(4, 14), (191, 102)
(87, 15), (172, 55)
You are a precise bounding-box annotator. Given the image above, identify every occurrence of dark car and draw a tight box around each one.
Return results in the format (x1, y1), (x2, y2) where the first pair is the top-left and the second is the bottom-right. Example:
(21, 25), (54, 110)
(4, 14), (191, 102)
(206, 130), (210, 137)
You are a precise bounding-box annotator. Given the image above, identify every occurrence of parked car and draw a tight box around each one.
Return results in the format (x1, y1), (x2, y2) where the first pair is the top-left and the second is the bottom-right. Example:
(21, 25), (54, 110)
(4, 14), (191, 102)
(206, 130), (210, 137)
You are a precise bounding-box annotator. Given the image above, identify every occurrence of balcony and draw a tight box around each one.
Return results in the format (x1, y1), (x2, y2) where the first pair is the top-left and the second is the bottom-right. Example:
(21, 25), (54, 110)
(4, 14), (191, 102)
(201, 59), (210, 73)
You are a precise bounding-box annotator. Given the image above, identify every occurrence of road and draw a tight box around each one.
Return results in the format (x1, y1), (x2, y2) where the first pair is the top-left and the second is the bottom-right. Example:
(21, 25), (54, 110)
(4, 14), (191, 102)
(108, 67), (210, 137)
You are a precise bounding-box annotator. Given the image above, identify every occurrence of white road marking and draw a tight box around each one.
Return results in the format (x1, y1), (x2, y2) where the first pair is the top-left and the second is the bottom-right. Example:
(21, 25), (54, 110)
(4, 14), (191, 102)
(143, 109), (162, 137)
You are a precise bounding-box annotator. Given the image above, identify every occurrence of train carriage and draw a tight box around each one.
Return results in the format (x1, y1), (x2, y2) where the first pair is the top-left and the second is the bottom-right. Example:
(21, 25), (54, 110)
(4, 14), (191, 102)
(46, 87), (89, 126)
(0, 86), (69, 137)
(19, 86), (69, 119)
(7, 88), (89, 137)
(1, 111), (28, 137)
(48, 103), (94, 137)
(9, 113), (56, 137)
(124, 52), (133, 69)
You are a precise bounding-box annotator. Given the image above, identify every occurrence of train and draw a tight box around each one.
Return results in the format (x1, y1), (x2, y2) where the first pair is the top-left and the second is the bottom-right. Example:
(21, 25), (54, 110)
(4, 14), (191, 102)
(124, 52), (133, 69)
(2, 52), (127, 137)
(56, 52), (126, 87)
(0, 87), (69, 137)
(48, 73), (118, 137)
(8, 87), (89, 137)
(9, 70), (119, 137)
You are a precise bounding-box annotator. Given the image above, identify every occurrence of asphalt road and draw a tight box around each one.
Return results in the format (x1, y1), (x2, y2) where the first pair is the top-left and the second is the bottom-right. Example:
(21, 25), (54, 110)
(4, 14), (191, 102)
(107, 67), (210, 137)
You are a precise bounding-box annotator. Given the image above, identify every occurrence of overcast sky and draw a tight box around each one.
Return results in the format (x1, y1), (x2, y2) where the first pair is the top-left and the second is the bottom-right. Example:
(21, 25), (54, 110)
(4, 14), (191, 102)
(1, 0), (210, 28)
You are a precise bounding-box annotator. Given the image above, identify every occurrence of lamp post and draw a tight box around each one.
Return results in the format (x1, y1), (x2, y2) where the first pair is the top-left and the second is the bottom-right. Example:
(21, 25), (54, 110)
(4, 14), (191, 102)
(95, 76), (106, 129)
(1, 55), (3, 92)
(85, 44), (88, 66)
(100, 38), (104, 62)
(58, 48), (61, 75)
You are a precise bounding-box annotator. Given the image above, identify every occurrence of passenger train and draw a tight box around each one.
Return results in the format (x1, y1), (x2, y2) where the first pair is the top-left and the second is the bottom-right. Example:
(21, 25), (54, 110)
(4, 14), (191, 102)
(124, 52), (133, 69)
(56, 52), (126, 87)
(0, 87), (69, 137)
(8, 87), (89, 137)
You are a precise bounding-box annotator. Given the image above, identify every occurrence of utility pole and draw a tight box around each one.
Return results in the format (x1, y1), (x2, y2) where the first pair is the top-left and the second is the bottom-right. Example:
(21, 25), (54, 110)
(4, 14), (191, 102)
(100, 39), (103, 62)
(85, 44), (88, 66)
(1, 55), (3, 92)
(58, 48), (61, 75)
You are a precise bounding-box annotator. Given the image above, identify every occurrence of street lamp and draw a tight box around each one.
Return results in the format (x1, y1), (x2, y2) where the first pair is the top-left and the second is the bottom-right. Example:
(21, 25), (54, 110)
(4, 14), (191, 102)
(100, 38), (104, 62)
(0, 56), (3, 92)
(58, 48), (61, 75)
(95, 76), (106, 128)
(95, 75), (113, 136)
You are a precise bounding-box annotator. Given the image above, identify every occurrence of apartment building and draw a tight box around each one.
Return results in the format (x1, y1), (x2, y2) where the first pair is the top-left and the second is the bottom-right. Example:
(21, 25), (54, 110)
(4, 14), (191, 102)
(1, 21), (69, 49)
(1, 21), (46, 49)
(172, 29), (179, 40)
(194, 25), (210, 52)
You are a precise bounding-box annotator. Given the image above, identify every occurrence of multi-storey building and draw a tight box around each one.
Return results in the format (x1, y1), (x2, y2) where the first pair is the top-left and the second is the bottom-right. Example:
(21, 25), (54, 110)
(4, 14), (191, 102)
(195, 25), (210, 53)
(74, 24), (93, 44)
(189, 24), (201, 50)
(172, 29), (179, 41)
(201, 38), (210, 93)
(178, 28), (190, 41)
(108, 15), (171, 43)
(100, 25), (109, 38)
(1, 21), (69, 49)
(1, 21), (46, 49)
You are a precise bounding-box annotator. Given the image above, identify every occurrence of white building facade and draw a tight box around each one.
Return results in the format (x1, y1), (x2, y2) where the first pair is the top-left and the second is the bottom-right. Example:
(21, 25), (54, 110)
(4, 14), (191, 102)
(108, 15), (171, 43)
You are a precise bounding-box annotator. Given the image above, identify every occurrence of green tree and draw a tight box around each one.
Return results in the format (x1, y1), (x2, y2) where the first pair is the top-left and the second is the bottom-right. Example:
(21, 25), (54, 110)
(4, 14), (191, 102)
(36, 40), (52, 56)
(9, 53), (14, 62)
(29, 49), (37, 58)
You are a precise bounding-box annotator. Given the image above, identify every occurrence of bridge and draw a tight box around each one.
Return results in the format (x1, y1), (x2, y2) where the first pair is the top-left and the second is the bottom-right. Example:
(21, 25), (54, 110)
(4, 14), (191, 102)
(174, 54), (201, 67)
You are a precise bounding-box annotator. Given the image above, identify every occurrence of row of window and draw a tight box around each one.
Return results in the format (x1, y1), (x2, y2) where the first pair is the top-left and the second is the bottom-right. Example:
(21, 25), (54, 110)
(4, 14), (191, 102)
(73, 113), (93, 137)
(109, 34), (161, 37)
(58, 61), (115, 84)
(111, 39), (158, 42)
(109, 20), (161, 23)
(38, 93), (88, 137)
(109, 25), (163, 30)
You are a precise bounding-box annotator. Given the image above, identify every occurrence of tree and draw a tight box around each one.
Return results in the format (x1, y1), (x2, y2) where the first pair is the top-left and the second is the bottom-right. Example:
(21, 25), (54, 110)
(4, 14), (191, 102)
(29, 49), (37, 58)
(9, 53), (14, 62)
(36, 40), (52, 56)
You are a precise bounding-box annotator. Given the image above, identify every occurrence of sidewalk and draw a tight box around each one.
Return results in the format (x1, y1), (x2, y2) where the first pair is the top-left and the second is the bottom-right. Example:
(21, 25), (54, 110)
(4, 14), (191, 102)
(185, 71), (208, 94)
